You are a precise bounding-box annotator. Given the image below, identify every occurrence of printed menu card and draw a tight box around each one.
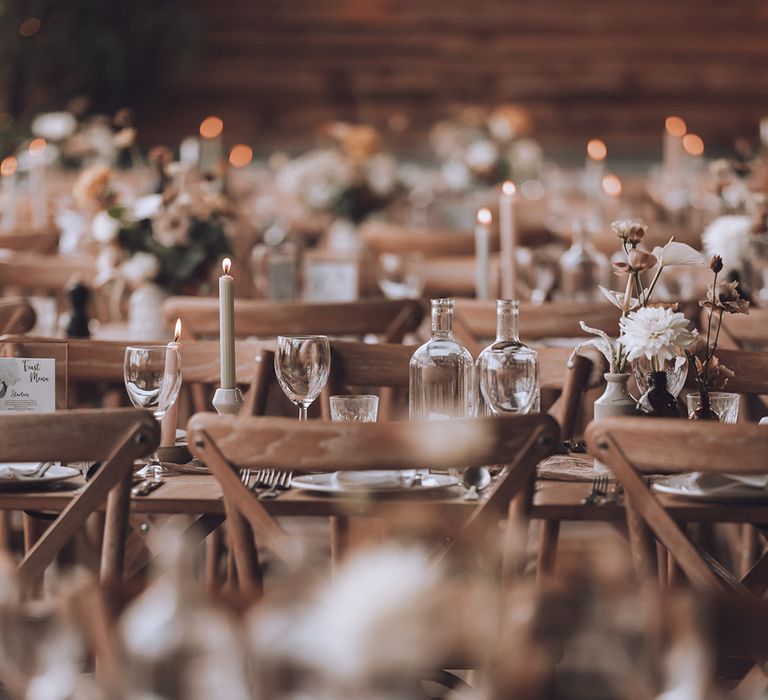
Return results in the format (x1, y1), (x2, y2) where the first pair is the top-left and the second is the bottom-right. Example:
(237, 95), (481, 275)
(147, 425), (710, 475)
(0, 358), (56, 412)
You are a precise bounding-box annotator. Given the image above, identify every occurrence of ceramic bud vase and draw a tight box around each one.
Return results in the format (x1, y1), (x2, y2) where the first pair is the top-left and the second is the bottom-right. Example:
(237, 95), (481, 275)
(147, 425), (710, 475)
(593, 372), (638, 473)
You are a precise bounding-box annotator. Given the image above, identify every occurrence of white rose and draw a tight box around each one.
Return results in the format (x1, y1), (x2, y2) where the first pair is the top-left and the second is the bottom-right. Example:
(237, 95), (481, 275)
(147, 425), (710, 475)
(465, 139), (499, 173)
(92, 210), (120, 243)
(31, 112), (77, 141)
(366, 154), (398, 197)
(701, 215), (752, 274)
(120, 253), (160, 285)
(441, 160), (471, 191)
(129, 194), (163, 221)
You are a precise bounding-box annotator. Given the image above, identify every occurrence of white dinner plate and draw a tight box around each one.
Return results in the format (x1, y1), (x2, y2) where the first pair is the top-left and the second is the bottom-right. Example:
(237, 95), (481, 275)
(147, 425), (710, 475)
(653, 473), (768, 502)
(0, 463), (80, 491)
(291, 472), (459, 495)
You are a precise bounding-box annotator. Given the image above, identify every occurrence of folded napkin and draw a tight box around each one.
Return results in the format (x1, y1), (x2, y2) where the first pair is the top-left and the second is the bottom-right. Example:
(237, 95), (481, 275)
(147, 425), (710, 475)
(690, 472), (768, 494)
(0, 462), (46, 480)
(332, 470), (404, 490)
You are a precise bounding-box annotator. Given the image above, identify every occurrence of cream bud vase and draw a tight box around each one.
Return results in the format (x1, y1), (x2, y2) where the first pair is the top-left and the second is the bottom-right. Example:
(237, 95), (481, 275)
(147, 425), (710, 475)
(593, 372), (638, 473)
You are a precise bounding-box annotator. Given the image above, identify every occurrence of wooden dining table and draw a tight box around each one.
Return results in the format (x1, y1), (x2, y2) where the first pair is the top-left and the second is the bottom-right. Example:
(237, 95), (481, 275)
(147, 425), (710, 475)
(5, 455), (768, 527)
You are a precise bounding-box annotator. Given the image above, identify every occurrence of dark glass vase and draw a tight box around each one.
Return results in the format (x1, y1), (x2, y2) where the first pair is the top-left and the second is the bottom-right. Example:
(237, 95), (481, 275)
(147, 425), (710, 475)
(689, 390), (720, 421)
(643, 371), (681, 418)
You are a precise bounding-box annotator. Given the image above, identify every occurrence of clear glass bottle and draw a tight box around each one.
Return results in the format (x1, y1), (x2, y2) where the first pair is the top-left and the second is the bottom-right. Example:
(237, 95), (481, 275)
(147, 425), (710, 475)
(409, 298), (474, 420)
(557, 222), (610, 302)
(476, 300), (539, 415)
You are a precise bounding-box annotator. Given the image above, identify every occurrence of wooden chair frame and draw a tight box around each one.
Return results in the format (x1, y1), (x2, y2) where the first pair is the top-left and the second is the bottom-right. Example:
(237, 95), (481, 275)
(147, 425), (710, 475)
(587, 417), (768, 678)
(0, 409), (158, 592)
(163, 296), (424, 343)
(0, 297), (36, 335)
(188, 413), (559, 595)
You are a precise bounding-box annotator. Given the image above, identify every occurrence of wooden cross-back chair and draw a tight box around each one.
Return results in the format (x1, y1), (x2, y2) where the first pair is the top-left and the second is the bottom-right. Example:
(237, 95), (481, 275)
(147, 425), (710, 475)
(452, 298), (621, 352)
(163, 296), (424, 343)
(0, 250), (92, 296)
(0, 409), (158, 594)
(586, 418), (768, 688)
(0, 297), (36, 335)
(0, 227), (60, 253)
(700, 306), (768, 352)
(188, 413), (559, 596)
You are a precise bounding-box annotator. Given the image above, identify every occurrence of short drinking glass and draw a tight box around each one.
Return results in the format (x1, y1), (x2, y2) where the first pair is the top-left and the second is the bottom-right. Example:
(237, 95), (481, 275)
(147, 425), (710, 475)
(330, 395), (379, 423)
(686, 392), (740, 424)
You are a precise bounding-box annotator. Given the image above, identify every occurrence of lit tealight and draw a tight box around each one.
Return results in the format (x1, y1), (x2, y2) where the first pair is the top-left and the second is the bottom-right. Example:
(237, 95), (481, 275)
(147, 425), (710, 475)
(587, 139), (607, 161)
(665, 116), (687, 138)
(682, 133), (704, 157)
(174, 318), (182, 342)
(28, 137), (47, 155)
(228, 144), (253, 168)
(601, 174), (623, 197)
(222, 257), (232, 274)
(0, 156), (18, 177)
(477, 207), (492, 225)
(200, 116), (224, 139)
(502, 180), (516, 196)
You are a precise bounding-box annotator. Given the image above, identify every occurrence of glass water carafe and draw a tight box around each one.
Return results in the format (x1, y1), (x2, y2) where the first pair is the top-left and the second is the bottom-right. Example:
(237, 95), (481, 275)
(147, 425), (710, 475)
(476, 300), (540, 415)
(409, 298), (474, 420)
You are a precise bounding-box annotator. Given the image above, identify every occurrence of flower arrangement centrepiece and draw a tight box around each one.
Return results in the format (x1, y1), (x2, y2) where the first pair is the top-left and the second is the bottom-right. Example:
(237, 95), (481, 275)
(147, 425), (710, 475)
(569, 220), (704, 418)
(89, 164), (233, 339)
(686, 255), (749, 421)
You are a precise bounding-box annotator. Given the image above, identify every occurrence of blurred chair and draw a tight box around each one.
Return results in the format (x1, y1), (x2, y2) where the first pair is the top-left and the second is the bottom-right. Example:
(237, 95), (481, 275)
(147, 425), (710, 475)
(453, 298), (620, 351)
(163, 296), (424, 343)
(0, 250), (92, 296)
(0, 297), (36, 335)
(0, 409), (158, 594)
(188, 413), (559, 596)
(0, 227), (60, 254)
(587, 417), (768, 688)
(705, 307), (768, 351)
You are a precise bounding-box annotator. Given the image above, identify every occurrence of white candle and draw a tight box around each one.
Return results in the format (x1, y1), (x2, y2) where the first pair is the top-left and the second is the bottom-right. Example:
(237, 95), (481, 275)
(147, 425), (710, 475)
(160, 318), (182, 447)
(199, 116), (224, 173)
(475, 208), (492, 300)
(219, 258), (236, 389)
(28, 138), (47, 230)
(0, 156), (18, 233)
(663, 116), (686, 180)
(499, 180), (517, 299)
(683, 133), (704, 184)
(585, 139), (606, 200)
(761, 117), (768, 150)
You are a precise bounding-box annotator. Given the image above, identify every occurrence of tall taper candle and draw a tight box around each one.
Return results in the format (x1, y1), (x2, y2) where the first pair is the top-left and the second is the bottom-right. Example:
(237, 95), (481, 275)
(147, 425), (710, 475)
(0, 156), (18, 233)
(219, 258), (236, 389)
(160, 318), (182, 447)
(475, 208), (492, 300)
(28, 138), (48, 230)
(663, 116), (686, 180)
(499, 181), (517, 299)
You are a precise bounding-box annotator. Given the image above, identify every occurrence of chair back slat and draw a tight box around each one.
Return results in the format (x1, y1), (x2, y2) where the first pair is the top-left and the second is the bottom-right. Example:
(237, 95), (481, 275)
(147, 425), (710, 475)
(188, 413), (558, 473)
(587, 417), (768, 475)
(0, 297), (36, 334)
(711, 349), (768, 395)
(163, 297), (423, 341)
(0, 251), (92, 294)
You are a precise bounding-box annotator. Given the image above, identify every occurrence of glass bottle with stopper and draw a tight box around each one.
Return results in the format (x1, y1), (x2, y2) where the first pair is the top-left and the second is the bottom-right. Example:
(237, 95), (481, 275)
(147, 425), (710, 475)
(476, 299), (539, 415)
(409, 298), (474, 420)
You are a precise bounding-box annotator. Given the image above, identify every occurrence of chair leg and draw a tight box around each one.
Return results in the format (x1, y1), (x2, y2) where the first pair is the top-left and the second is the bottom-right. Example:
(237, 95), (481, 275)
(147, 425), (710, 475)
(226, 510), (263, 598)
(22, 514), (46, 597)
(100, 468), (133, 584)
(625, 504), (658, 583)
(536, 519), (560, 582)
(330, 516), (350, 579)
(204, 526), (224, 594)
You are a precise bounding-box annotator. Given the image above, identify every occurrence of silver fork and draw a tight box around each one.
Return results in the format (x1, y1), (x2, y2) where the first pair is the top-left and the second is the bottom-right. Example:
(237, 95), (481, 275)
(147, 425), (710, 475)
(601, 481), (623, 505)
(582, 474), (609, 505)
(259, 471), (293, 500)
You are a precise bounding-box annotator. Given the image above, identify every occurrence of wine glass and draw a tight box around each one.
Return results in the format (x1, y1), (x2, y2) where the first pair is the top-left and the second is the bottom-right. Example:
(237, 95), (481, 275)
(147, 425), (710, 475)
(377, 252), (425, 299)
(123, 345), (182, 477)
(274, 336), (331, 420)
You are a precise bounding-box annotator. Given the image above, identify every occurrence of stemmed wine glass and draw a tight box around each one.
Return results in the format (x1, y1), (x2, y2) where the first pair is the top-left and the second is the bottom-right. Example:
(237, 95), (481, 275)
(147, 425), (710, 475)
(274, 335), (331, 420)
(123, 345), (182, 477)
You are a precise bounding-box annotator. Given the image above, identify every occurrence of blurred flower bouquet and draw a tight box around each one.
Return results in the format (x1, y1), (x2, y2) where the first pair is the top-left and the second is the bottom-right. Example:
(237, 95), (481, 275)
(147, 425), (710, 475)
(275, 122), (400, 225)
(686, 255), (749, 420)
(93, 171), (232, 295)
(429, 104), (541, 191)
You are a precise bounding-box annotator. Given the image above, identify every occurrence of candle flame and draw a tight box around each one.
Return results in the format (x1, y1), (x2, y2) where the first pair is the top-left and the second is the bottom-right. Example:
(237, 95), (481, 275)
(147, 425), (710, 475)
(477, 207), (492, 225)
(200, 116), (224, 139)
(222, 257), (232, 274)
(665, 116), (687, 138)
(174, 318), (182, 342)
(502, 180), (516, 195)
(0, 156), (17, 177)
(601, 174), (622, 197)
(586, 138), (607, 161)
(682, 133), (704, 156)
(28, 137), (47, 155)
(229, 144), (253, 168)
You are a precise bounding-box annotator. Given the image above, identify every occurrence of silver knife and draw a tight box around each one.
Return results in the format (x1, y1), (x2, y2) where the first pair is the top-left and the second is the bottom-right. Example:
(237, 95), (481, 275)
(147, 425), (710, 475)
(131, 478), (165, 497)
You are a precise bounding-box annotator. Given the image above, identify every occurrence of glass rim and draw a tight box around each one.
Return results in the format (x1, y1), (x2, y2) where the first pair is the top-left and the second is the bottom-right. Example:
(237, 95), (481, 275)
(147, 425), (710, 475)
(276, 335), (329, 341)
(686, 391), (740, 400)
(329, 394), (379, 401)
(124, 345), (176, 351)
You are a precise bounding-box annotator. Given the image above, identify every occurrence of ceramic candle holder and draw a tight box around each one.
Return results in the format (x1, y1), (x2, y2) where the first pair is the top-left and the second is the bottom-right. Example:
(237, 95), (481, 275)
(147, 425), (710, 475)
(212, 387), (245, 416)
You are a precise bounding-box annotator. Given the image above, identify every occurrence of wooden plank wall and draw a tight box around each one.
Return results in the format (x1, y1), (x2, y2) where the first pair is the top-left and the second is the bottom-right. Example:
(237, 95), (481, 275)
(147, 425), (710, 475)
(147, 0), (768, 154)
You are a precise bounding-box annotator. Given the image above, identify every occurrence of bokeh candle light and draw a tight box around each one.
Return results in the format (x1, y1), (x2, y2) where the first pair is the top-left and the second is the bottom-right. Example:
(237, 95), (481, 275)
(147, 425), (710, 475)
(475, 208), (492, 300)
(499, 181), (517, 298)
